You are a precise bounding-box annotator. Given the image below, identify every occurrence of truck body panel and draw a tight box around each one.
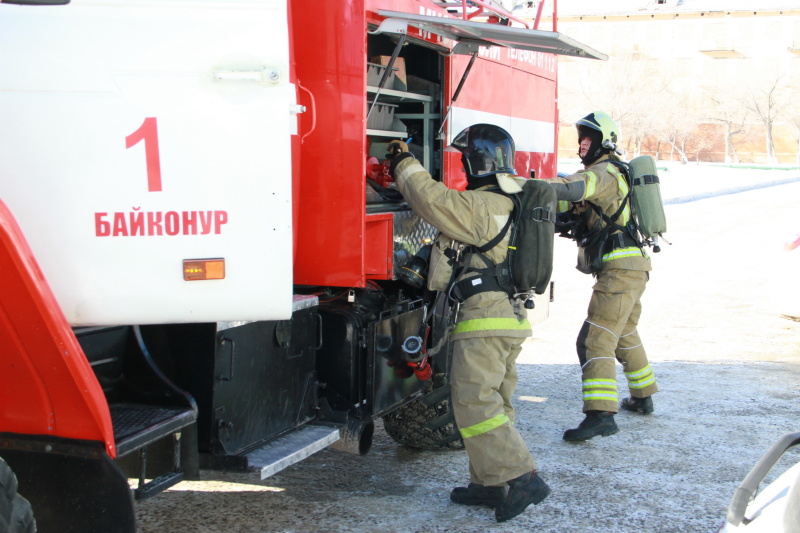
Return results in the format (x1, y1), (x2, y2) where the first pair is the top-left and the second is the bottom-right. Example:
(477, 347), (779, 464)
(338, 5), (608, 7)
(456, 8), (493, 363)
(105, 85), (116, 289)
(0, 0), (295, 325)
(0, 200), (114, 452)
(0, 1), (605, 530)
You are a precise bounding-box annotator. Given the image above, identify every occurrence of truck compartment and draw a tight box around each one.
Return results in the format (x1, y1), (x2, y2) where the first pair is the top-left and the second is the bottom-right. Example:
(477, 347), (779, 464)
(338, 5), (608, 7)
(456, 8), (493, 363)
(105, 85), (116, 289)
(366, 33), (443, 183)
(316, 296), (429, 422)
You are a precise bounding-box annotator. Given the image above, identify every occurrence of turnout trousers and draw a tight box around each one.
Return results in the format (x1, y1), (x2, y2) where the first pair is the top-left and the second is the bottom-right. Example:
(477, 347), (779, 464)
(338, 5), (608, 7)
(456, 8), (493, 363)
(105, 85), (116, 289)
(450, 335), (536, 487)
(577, 268), (658, 413)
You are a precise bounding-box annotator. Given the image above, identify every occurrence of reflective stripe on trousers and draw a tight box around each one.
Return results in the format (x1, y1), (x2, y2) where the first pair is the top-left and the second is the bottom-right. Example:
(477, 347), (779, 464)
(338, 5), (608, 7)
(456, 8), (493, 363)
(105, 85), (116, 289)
(451, 335), (536, 486)
(576, 269), (658, 413)
(453, 316), (532, 335)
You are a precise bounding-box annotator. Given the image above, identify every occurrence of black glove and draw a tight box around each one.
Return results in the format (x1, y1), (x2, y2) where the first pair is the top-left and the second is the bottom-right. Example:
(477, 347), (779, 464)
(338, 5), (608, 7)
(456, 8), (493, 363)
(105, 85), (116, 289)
(389, 152), (414, 177)
(555, 211), (581, 238)
(386, 140), (414, 178)
(386, 139), (414, 178)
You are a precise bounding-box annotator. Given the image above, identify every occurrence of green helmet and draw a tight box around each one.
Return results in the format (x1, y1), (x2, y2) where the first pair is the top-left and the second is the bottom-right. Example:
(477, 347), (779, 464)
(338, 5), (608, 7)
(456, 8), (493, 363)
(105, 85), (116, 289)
(576, 111), (620, 152)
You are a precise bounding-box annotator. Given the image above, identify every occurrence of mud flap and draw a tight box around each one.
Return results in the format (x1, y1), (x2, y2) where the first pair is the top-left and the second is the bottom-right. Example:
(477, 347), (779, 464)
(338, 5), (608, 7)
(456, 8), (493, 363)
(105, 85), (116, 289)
(1, 437), (135, 533)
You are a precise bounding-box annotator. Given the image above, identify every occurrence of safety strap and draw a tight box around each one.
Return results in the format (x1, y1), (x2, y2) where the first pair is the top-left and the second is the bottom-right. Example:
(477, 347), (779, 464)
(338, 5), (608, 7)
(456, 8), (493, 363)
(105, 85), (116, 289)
(444, 190), (520, 302)
(452, 273), (507, 302)
(587, 198), (643, 251)
(609, 231), (639, 250)
(589, 160), (643, 249)
(474, 196), (516, 254)
(521, 205), (557, 224)
(634, 174), (659, 186)
(589, 192), (628, 230)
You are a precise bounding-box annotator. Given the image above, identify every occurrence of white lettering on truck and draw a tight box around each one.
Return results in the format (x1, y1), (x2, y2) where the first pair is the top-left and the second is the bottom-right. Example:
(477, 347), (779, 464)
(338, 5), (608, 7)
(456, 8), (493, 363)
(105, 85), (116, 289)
(506, 48), (556, 73)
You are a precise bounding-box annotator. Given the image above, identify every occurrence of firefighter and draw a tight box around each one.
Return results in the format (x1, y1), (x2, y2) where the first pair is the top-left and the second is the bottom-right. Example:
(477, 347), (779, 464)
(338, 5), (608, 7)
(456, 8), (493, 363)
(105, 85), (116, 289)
(546, 111), (658, 441)
(387, 124), (550, 523)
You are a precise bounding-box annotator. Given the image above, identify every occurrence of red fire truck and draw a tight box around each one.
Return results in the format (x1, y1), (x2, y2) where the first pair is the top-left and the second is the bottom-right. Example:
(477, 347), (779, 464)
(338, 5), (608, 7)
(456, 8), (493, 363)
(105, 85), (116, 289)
(0, 0), (604, 531)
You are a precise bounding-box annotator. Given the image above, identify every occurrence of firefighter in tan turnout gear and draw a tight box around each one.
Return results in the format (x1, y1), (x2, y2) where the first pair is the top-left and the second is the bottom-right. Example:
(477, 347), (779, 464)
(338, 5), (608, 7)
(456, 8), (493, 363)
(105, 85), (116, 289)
(387, 125), (550, 523)
(547, 112), (658, 441)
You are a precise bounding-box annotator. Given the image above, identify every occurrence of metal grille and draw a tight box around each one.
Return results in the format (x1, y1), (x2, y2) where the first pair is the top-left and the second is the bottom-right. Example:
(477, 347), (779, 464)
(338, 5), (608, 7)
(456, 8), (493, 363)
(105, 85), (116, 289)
(391, 210), (437, 280)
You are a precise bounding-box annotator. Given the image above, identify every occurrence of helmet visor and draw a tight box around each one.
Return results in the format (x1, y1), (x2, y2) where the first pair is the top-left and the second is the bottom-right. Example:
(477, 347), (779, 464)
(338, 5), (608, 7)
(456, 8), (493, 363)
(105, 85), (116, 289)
(466, 135), (514, 177)
(449, 124), (516, 178)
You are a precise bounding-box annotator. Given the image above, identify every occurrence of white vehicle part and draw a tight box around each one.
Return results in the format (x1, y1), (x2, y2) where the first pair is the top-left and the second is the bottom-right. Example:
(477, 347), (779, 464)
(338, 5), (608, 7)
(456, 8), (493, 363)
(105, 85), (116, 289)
(450, 107), (554, 154)
(722, 431), (800, 533)
(0, 0), (295, 325)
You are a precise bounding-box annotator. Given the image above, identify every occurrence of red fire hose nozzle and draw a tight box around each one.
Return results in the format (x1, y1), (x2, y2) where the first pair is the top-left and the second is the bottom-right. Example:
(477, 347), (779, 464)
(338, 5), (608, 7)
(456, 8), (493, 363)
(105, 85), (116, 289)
(410, 356), (432, 381)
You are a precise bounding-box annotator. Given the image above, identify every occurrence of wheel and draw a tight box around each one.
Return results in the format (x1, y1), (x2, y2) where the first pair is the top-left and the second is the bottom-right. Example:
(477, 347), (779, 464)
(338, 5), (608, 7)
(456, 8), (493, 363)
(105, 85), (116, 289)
(382, 373), (464, 451)
(0, 457), (36, 533)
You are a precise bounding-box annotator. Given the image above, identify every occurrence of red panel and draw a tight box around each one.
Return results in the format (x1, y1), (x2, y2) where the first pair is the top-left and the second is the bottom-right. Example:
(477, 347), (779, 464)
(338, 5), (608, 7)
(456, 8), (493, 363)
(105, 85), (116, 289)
(365, 213), (394, 279)
(446, 53), (558, 182)
(291, 0), (560, 287)
(0, 201), (115, 457)
(292, 0), (367, 288)
(450, 54), (555, 122)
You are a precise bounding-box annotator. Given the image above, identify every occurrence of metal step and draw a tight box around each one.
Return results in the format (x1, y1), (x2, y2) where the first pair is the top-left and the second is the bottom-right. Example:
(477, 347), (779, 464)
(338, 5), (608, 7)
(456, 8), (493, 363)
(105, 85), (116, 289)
(245, 425), (340, 480)
(110, 402), (197, 457)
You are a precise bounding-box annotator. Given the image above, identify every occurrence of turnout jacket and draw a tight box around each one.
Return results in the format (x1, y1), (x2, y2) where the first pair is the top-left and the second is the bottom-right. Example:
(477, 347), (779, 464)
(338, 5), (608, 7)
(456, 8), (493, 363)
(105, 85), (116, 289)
(549, 154), (651, 272)
(393, 157), (531, 341)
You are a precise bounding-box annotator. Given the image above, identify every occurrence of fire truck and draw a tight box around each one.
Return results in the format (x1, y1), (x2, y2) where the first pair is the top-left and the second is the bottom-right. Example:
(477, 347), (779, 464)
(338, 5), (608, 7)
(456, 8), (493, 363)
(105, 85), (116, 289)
(0, 0), (604, 531)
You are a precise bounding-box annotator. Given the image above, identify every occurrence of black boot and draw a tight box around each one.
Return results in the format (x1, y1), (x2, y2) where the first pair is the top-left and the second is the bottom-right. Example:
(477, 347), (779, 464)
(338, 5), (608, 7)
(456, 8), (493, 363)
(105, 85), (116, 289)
(562, 411), (619, 441)
(620, 395), (654, 414)
(494, 471), (551, 523)
(450, 483), (506, 508)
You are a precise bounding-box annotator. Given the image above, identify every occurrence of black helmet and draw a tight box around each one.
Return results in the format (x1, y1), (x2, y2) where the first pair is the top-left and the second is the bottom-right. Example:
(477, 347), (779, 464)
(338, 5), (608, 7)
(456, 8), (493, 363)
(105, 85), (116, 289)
(450, 124), (516, 186)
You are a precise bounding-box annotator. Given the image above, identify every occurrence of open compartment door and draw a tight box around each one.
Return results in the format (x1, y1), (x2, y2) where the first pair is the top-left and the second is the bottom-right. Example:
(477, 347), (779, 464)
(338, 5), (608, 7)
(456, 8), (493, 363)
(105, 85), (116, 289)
(375, 10), (608, 59)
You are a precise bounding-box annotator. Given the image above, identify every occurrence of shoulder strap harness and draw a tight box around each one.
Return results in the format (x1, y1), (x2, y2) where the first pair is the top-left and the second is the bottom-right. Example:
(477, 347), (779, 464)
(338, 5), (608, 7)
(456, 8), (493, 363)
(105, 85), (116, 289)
(448, 188), (555, 302)
(587, 161), (643, 251)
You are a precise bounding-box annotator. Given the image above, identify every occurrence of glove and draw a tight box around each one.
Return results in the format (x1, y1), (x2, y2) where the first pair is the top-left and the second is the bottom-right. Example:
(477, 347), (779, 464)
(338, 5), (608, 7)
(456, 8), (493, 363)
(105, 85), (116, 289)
(389, 152), (414, 177)
(387, 140), (409, 156)
(555, 210), (581, 238)
(386, 140), (414, 178)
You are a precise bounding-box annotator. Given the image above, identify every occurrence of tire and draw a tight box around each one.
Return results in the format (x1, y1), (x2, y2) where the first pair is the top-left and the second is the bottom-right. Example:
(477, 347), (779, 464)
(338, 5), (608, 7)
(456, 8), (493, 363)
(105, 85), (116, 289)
(382, 373), (464, 451)
(0, 457), (36, 533)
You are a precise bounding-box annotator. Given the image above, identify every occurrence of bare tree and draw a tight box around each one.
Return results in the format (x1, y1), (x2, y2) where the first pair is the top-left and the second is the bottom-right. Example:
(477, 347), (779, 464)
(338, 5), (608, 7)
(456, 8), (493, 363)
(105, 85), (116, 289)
(739, 74), (793, 164)
(558, 51), (667, 158)
(704, 87), (748, 164)
(649, 86), (704, 164)
(779, 99), (800, 165)
(691, 124), (717, 163)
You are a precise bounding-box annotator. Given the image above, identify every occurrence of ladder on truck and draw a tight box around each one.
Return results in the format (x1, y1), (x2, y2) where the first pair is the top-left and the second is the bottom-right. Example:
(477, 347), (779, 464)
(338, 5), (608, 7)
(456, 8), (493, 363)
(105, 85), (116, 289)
(432, 1), (555, 31)
(432, 0), (532, 28)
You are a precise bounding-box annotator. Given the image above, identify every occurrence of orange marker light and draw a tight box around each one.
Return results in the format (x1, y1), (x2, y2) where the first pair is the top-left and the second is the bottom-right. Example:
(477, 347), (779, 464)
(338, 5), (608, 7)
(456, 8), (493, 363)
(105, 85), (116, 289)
(183, 258), (225, 281)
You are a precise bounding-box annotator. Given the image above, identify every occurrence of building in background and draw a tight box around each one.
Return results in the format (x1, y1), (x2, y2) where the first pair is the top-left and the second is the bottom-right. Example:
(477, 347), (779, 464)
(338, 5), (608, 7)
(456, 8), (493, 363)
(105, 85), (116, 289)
(520, 0), (800, 164)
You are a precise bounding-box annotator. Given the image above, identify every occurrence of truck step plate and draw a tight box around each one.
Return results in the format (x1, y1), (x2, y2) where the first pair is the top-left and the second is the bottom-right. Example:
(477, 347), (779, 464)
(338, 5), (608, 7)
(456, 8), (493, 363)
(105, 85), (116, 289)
(245, 425), (340, 480)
